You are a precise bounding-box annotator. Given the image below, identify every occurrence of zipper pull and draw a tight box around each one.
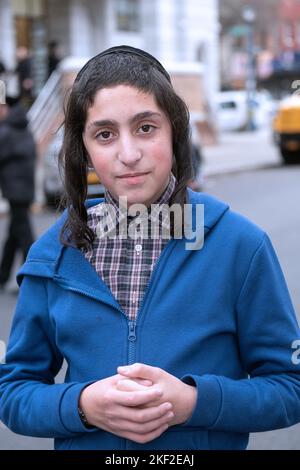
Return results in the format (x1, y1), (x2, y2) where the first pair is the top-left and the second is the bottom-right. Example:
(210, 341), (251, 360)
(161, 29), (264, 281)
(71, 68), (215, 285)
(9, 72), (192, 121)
(128, 321), (136, 341)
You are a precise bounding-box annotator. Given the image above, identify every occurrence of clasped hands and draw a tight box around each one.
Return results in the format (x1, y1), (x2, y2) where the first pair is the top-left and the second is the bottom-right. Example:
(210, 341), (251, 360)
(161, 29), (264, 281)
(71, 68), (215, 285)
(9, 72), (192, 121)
(79, 363), (197, 444)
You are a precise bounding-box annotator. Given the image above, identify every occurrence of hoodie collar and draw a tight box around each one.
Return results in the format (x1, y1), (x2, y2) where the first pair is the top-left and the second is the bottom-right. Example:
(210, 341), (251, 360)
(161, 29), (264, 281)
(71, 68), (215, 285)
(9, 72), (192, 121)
(17, 192), (229, 297)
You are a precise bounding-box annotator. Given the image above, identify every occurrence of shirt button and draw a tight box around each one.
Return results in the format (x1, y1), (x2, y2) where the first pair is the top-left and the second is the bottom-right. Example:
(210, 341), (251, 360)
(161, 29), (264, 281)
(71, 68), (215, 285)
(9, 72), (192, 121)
(135, 244), (142, 254)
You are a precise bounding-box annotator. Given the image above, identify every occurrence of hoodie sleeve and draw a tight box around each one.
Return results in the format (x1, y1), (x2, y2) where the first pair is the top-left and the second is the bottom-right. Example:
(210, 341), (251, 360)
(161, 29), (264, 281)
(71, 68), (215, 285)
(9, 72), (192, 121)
(181, 234), (300, 432)
(0, 275), (95, 438)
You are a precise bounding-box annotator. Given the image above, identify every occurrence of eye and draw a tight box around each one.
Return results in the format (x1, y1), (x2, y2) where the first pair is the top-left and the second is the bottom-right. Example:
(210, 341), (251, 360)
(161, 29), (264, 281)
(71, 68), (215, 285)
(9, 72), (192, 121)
(96, 130), (113, 140)
(139, 124), (155, 134)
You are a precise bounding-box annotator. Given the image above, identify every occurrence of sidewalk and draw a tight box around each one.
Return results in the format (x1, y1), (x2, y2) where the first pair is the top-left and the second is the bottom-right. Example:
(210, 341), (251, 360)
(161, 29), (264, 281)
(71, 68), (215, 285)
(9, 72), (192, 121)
(202, 129), (281, 177)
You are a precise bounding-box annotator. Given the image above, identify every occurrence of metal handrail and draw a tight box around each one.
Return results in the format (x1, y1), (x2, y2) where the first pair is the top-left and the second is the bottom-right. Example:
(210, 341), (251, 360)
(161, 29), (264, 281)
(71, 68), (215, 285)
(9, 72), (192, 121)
(27, 70), (60, 122)
(27, 70), (62, 143)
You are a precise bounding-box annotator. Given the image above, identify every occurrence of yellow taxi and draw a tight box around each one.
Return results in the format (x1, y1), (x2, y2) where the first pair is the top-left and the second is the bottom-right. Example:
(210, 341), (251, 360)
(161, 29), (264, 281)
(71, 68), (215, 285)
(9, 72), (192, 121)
(86, 168), (104, 198)
(273, 95), (300, 164)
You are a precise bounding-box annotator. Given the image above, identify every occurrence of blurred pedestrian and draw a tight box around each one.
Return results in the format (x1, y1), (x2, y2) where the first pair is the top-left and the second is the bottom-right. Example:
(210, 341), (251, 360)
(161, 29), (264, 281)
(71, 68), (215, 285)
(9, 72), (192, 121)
(0, 61), (6, 106)
(0, 46), (300, 450)
(0, 60), (19, 102)
(15, 47), (34, 108)
(0, 60), (5, 78)
(47, 40), (62, 79)
(187, 142), (203, 191)
(0, 61), (7, 105)
(0, 96), (36, 288)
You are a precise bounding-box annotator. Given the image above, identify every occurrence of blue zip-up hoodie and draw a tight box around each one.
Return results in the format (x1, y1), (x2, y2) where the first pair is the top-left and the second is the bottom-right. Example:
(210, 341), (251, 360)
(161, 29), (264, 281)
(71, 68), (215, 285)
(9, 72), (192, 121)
(0, 190), (300, 450)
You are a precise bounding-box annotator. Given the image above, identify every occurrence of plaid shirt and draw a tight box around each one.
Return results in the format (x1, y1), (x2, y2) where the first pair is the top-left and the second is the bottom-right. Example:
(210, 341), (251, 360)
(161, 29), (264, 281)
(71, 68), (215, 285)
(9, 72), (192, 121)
(83, 174), (176, 321)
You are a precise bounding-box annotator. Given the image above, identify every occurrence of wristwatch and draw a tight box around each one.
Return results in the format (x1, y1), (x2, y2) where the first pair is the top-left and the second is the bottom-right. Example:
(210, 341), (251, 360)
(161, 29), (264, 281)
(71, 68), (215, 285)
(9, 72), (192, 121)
(78, 407), (94, 429)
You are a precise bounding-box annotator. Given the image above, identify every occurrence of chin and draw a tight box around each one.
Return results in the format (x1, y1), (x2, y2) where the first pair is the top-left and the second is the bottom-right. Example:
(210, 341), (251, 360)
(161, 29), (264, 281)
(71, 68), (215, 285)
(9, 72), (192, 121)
(112, 189), (144, 202)
(127, 197), (148, 207)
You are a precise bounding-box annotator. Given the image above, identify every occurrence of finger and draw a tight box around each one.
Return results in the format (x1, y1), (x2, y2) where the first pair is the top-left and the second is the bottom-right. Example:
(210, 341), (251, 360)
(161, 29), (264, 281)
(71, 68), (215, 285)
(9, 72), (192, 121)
(117, 378), (150, 392)
(123, 401), (173, 424)
(116, 410), (174, 434)
(97, 401), (172, 431)
(134, 378), (153, 387)
(118, 374), (153, 387)
(118, 363), (159, 381)
(112, 387), (163, 407)
(117, 423), (169, 445)
(113, 374), (152, 387)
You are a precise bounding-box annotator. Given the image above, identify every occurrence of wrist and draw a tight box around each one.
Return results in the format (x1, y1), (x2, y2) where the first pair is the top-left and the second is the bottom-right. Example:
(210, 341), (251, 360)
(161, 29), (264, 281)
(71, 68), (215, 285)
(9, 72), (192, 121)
(180, 383), (197, 424)
(78, 387), (94, 429)
(78, 406), (94, 429)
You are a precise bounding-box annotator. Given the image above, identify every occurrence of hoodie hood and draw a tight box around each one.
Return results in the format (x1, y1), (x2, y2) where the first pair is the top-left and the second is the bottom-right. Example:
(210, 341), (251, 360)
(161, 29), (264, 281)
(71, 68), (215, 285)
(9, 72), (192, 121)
(17, 191), (230, 288)
(4, 103), (28, 129)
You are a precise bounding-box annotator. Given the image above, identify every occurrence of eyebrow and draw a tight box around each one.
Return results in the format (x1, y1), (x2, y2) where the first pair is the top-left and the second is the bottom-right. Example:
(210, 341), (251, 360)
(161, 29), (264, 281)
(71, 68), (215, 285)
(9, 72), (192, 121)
(87, 111), (162, 130)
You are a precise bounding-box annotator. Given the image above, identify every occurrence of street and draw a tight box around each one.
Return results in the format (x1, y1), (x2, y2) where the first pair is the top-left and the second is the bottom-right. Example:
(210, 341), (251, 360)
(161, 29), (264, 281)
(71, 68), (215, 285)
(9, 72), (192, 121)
(0, 131), (299, 449)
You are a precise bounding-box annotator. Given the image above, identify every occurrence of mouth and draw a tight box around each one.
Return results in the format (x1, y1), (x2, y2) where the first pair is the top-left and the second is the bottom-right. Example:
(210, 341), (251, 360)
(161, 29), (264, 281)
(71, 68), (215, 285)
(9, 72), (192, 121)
(117, 171), (150, 178)
(116, 171), (150, 186)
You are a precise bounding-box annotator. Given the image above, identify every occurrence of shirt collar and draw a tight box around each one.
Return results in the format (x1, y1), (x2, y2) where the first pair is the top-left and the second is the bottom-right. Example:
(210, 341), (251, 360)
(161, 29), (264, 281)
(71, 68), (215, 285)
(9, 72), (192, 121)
(92, 173), (176, 239)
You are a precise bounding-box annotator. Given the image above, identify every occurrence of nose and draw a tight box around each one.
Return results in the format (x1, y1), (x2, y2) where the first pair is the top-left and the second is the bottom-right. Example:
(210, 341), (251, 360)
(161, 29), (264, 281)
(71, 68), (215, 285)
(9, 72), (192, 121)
(117, 133), (142, 166)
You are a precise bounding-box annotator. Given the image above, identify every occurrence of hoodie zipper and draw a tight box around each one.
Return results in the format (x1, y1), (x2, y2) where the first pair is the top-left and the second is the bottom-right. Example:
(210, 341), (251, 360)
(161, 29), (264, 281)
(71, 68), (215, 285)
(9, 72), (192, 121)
(53, 280), (138, 365)
(53, 239), (175, 366)
(125, 238), (176, 364)
(128, 321), (137, 364)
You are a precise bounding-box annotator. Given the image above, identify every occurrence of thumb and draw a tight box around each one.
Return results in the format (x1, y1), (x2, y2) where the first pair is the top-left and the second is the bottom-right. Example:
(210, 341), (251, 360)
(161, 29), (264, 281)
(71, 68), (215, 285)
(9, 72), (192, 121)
(116, 378), (149, 392)
(117, 363), (158, 381)
(134, 378), (153, 387)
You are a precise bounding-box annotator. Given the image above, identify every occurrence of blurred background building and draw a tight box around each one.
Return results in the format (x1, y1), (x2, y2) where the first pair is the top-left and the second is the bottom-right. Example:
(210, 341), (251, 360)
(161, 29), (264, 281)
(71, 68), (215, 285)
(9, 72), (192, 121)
(2, 1), (300, 154)
(220, 0), (300, 97)
(0, 0), (219, 144)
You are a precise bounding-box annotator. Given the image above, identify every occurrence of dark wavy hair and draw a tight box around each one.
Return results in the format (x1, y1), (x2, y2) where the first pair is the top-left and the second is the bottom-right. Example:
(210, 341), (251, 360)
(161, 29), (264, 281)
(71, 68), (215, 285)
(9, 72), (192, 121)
(59, 47), (192, 249)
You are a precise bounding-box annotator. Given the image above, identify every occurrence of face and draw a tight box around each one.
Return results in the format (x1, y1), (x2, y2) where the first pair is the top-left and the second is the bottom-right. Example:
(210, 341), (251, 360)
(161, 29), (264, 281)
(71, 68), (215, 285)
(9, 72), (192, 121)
(82, 85), (173, 207)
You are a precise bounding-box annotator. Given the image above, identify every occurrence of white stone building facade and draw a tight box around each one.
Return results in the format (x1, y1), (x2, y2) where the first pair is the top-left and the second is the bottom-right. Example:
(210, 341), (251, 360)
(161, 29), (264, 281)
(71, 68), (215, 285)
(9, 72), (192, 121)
(0, 0), (219, 101)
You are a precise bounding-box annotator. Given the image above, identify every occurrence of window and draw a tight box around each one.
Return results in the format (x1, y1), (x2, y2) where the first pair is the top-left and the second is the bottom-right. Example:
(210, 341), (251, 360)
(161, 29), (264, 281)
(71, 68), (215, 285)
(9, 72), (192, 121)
(115, 0), (140, 32)
(220, 101), (237, 110)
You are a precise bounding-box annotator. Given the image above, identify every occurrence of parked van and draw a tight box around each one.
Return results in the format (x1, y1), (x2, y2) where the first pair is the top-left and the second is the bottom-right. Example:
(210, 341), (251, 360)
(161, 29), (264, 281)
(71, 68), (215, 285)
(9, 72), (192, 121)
(216, 90), (276, 132)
